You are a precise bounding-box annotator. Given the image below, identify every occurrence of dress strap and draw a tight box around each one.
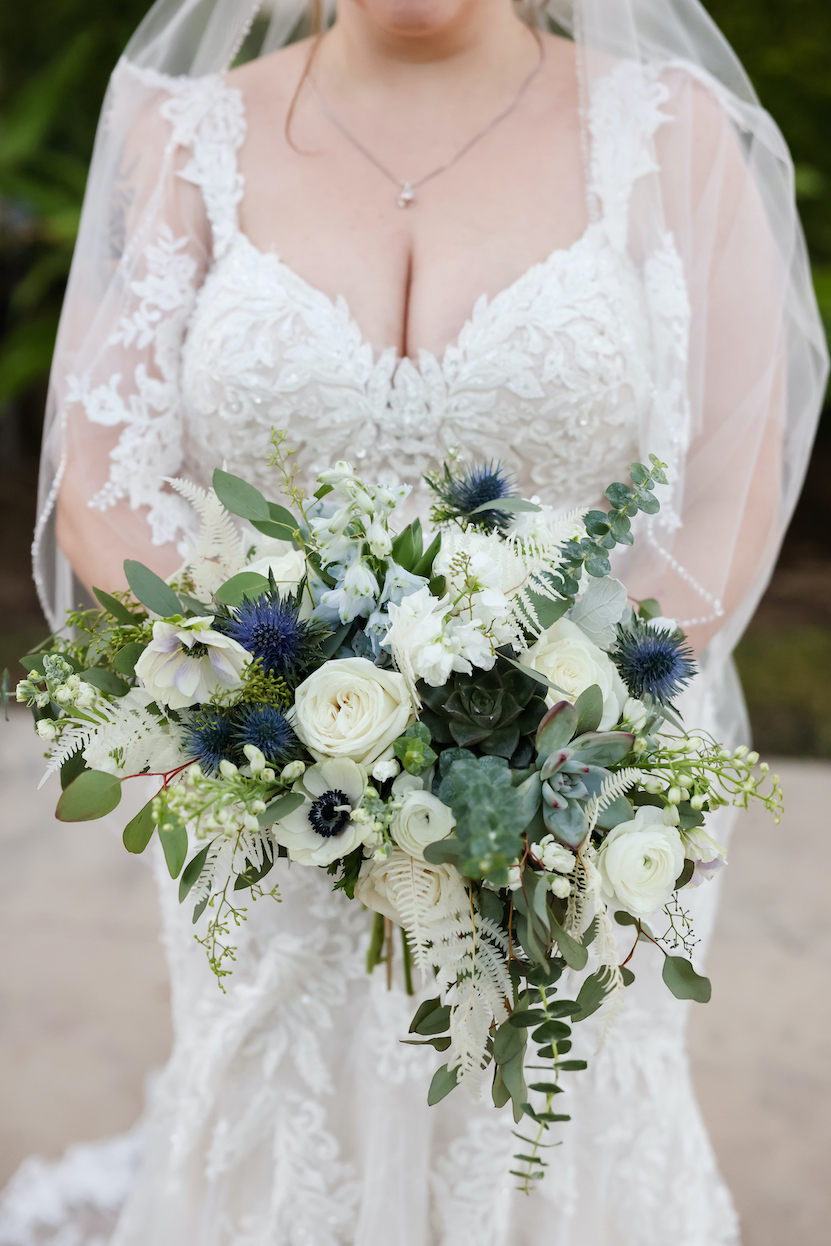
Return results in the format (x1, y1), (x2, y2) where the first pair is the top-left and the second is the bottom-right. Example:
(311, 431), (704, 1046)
(587, 60), (672, 251)
(156, 73), (247, 260)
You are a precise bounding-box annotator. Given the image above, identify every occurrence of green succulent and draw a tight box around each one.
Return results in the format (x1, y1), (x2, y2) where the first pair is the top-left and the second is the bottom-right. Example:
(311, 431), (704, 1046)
(418, 650), (548, 767)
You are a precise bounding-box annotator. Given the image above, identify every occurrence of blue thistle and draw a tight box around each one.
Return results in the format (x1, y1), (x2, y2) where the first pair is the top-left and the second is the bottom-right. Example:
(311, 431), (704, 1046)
(220, 592), (307, 678)
(612, 620), (697, 706)
(234, 703), (301, 766)
(183, 708), (236, 774)
(430, 460), (516, 531)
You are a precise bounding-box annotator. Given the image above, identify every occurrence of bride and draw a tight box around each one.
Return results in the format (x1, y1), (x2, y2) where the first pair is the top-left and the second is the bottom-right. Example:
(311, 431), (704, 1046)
(9, 0), (825, 1243)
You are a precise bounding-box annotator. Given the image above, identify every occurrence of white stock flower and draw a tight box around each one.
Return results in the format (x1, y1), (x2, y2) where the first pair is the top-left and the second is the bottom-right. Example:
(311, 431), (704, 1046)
(134, 616), (250, 710)
(596, 805), (685, 919)
(382, 586), (448, 694)
(354, 848), (466, 924)
(36, 719), (58, 741)
(391, 790), (456, 860)
(272, 757), (369, 867)
(371, 754), (400, 783)
(548, 874), (572, 898)
(292, 657), (414, 765)
(520, 617), (626, 729)
(532, 835), (575, 875)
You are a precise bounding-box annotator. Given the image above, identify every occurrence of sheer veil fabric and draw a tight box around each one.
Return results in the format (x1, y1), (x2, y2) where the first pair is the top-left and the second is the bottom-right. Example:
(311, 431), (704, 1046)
(13, 1), (827, 1244)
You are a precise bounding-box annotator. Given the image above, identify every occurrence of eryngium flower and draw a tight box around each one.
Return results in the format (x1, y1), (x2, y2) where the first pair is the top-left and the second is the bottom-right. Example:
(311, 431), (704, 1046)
(612, 620), (696, 705)
(183, 708), (236, 774)
(234, 703), (301, 767)
(429, 461), (516, 531)
(220, 592), (307, 678)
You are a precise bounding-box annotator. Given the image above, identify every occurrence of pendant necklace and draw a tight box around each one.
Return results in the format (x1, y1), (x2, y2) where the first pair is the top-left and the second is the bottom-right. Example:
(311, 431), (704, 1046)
(308, 30), (545, 209)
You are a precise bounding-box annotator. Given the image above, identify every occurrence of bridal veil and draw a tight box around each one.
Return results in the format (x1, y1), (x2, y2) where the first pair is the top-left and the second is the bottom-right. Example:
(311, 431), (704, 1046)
(33, 0), (827, 745)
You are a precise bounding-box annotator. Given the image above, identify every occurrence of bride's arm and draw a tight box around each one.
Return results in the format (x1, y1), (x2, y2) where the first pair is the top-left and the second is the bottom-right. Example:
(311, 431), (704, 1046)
(624, 70), (823, 657)
(51, 79), (211, 597)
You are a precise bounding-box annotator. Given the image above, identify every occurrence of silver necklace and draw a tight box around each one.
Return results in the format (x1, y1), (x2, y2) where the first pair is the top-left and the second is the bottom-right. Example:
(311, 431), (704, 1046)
(309, 31), (545, 209)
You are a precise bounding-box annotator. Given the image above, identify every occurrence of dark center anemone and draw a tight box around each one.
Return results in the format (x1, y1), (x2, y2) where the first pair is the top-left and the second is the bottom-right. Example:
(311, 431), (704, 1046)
(234, 703), (300, 766)
(182, 708), (235, 774)
(220, 593), (306, 677)
(612, 622), (697, 706)
(309, 789), (352, 838)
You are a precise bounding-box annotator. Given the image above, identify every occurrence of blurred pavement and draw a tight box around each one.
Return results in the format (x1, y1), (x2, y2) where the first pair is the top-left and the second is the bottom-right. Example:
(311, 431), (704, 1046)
(0, 709), (828, 1245)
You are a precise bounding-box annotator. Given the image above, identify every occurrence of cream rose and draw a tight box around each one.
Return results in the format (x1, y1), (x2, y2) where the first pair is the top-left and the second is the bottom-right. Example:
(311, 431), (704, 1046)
(391, 790), (456, 860)
(596, 805), (685, 918)
(354, 848), (466, 925)
(292, 657), (414, 765)
(520, 617), (626, 729)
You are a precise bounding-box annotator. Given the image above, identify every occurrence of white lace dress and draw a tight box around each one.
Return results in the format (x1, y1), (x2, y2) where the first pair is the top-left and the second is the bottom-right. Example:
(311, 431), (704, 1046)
(0, 60), (742, 1246)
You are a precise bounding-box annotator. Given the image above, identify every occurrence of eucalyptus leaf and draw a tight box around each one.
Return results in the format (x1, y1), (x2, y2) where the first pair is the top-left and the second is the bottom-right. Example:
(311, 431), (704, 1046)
(662, 956), (712, 1003)
(427, 1063), (459, 1105)
(80, 667), (129, 697)
(572, 970), (610, 1021)
(123, 798), (156, 854)
(60, 749), (88, 791)
(214, 572), (270, 607)
(159, 821), (188, 879)
(56, 770), (122, 821)
(212, 468), (270, 522)
(257, 791), (305, 827)
(111, 642), (146, 677)
(409, 996), (442, 1034)
(471, 496), (542, 515)
(93, 587), (139, 624)
(124, 560), (182, 618)
(549, 915), (589, 971)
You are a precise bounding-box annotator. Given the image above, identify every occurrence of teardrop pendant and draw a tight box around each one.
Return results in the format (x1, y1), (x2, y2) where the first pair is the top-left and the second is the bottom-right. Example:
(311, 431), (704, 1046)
(396, 183), (415, 209)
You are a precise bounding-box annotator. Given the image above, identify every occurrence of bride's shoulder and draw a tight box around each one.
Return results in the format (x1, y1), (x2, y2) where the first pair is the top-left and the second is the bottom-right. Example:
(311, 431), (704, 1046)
(225, 38), (312, 112)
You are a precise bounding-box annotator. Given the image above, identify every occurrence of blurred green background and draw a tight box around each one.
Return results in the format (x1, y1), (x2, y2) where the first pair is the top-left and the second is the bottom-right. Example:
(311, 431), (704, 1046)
(0, 0), (829, 754)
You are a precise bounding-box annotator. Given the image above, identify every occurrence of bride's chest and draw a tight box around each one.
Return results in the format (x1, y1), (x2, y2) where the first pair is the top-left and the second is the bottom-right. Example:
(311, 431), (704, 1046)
(179, 226), (654, 517)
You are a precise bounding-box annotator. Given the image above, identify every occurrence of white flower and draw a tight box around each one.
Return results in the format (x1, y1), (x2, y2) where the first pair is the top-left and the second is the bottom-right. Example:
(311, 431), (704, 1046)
(505, 865), (523, 891)
(292, 657), (414, 765)
(366, 519), (392, 558)
(647, 615), (680, 633)
(622, 696), (648, 732)
(272, 757), (369, 866)
(548, 874), (571, 898)
(354, 847), (466, 923)
(318, 561), (380, 624)
(134, 617), (249, 710)
(391, 790), (456, 860)
(682, 826), (728, 887)
(596, 805), (685, 919)
(519, 617), (627, 729)
(371, 754), (400, 783)
(246, 546), (306, 597)
(36, 719), (58, 741)
(532, 835), (575, 874)
(382, 586), (448, 694)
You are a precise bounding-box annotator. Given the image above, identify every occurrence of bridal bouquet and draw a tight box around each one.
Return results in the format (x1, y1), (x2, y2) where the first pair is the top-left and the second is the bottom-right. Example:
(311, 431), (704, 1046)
(16, 436), (781, 1189)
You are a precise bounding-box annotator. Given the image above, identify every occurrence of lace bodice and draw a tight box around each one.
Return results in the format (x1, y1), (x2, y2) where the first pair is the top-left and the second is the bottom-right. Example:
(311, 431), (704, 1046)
(71, 60), (690, 544)
(177, 63), (666, 519)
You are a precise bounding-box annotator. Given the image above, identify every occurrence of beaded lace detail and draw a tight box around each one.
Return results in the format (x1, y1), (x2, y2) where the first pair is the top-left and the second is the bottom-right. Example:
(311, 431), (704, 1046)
(1, 59), (741, 1246)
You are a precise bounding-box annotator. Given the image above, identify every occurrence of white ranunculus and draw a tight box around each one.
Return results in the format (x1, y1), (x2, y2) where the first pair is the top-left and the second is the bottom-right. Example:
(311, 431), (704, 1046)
(520, 616), (627, 729)
(272, 757), (369, 866)
(596, 805), (685, 919)
(134, 617), (250, 710)
(354, 848), (466, 924)
(292, 657), (414, 765)
(391, 790), (456, 860)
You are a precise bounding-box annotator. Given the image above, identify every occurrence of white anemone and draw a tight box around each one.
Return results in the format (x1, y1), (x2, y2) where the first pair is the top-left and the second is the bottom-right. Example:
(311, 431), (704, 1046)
(272, 758), (369, 867)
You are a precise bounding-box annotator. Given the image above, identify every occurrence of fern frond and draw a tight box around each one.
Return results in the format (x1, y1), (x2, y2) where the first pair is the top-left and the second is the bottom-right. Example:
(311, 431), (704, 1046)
(38, 723), (97, 788)
(165, 477), (249, 598)
(584, 767), (644, 834)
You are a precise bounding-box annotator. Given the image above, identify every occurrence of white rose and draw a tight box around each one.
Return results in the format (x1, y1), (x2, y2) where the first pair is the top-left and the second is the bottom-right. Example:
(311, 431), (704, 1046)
(391, 790), (456, 860)
(520, 617), (626, 729)
(246, 547), (306, 595)
(292, 657), (414, 765)
(134, 616), (250, 710)
(596, 805), (685, 919)
(354, 848), (466, 924)
(272, 757), (368, 867)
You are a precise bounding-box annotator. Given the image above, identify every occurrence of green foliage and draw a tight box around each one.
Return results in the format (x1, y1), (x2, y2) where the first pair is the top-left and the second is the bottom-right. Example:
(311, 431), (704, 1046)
(56, 768), (121, 821)
(214, 572), (271, 607)
(123, 798), (156, 854)
(123, 560), (183, 618)
(662, 955), (712, 1003)
(393, 722), (438, 776)
(434, 755), (528, 881)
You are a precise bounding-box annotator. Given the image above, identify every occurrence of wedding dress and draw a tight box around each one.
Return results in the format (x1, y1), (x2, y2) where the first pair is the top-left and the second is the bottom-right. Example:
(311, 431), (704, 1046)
(4, 3), (827, 1244)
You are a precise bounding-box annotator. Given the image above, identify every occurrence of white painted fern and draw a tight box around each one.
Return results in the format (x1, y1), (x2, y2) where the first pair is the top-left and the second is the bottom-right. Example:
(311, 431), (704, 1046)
(584, 767), (644, 835)
(165, 477), (249, 600)
(493, 510), (585, 640)
(38, 722), (98, 788)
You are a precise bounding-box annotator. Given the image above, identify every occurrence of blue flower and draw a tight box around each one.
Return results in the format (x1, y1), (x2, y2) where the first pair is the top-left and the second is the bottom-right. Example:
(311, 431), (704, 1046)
(234, 703), (301, 766)
(183, 708), (236, 774)
(612, 621), (696, 706)
(430, 460), (516, 531)
(220, 593), (307, 677)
